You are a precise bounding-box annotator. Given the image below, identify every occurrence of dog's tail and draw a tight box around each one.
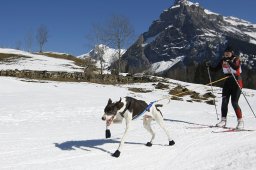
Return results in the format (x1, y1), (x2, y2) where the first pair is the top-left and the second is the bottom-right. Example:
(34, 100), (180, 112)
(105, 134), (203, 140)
(155, 104), (163, 117)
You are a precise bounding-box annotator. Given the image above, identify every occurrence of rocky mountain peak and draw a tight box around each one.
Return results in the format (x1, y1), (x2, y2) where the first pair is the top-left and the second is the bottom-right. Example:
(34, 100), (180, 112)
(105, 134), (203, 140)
(112, 1), (256, 89)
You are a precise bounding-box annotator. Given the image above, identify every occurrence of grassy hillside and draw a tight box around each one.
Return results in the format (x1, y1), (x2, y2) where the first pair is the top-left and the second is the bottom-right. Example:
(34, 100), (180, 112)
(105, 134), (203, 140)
(37, 52), (86, 67)
(0, 53), (29, 62)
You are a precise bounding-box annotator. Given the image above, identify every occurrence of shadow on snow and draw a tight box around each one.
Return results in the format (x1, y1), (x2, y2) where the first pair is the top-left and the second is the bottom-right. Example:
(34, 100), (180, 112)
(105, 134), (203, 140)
(54, 138), (150, 154)
(54, 138), (119, 153)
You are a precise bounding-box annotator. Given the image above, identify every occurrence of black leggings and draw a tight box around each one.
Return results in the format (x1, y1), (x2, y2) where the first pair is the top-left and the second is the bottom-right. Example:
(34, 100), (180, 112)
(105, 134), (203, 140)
(221, 77), (242, 119)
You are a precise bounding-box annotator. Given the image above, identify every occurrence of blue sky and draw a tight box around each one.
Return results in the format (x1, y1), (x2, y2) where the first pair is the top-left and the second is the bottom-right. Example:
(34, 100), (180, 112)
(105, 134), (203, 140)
(0, 0), (255, 56)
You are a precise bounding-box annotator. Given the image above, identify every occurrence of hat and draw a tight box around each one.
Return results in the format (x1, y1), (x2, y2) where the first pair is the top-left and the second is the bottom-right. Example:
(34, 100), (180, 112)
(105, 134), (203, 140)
(224, 45), (234, 52)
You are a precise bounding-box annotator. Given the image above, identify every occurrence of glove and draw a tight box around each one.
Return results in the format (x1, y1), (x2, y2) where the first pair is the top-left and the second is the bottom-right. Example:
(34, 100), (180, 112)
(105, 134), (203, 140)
(223, 57), (230, 62)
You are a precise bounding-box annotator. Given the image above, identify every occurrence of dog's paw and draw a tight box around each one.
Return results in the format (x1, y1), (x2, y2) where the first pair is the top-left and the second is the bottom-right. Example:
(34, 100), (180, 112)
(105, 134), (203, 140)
(105, 129), (111, 138)
(145, 142), (152, 147)
(169, 140), (175, 146)
(112, 150), (120, 158)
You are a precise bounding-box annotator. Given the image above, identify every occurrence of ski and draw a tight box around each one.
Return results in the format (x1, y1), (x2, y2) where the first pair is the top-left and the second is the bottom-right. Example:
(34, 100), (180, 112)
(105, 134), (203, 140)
(186, 125), (223, 129)
(186, 125), (216, 129)
(212, 128), (254, 133)
(186, 125), (254, 133)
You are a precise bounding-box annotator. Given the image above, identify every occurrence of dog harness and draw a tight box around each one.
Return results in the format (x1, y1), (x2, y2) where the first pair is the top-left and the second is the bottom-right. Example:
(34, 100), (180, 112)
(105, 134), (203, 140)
(132, 101), (157, 120)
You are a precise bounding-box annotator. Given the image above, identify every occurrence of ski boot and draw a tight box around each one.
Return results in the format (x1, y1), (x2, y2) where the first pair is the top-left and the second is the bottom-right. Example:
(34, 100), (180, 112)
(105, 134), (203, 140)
(216, 117), (226, 128)
(236, 118), (244, 130)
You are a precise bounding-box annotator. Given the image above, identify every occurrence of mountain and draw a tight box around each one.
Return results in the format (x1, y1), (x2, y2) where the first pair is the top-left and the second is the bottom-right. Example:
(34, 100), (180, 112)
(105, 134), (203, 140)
(78, 44), (126, 70)
(114, 0), (256, 89)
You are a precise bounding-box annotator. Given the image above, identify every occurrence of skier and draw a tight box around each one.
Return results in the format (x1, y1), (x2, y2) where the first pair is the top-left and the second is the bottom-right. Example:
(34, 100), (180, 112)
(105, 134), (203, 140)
(206, 45), (244, 129)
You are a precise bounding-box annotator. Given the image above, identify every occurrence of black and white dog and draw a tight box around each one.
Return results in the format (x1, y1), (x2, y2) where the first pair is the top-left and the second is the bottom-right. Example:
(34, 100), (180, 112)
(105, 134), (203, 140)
(101, 96), (175, 158)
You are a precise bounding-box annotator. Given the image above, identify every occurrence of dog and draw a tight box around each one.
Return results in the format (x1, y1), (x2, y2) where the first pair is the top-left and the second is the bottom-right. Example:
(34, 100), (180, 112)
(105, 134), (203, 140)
(101, 96), (175, 158)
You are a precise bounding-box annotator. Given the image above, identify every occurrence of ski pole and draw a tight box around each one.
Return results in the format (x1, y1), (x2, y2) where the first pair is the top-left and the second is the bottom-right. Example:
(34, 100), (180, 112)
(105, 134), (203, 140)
(205, 76), (229, 86)
(207, 66), (219, 120)
(227, 63), (256, 118)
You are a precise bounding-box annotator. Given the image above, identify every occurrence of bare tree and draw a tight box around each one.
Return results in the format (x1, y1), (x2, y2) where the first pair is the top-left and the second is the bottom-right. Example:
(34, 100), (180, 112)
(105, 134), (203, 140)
(15, 41), (22, 50)
(86, 23), (107, 75)
(36, 25), (48, 53)
(104, 15), (134, 75)
(88, 15), (134, 76)
(24, 31), (34, 52)
(95, 45), (105, 75)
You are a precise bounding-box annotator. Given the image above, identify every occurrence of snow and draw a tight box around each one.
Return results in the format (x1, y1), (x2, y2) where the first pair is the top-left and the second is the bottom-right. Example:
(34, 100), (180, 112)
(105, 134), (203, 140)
(198, 29), (217, 37)
(144, 33), (161, 45)
(245, 32), (256, 39)
(204, 9), (219, 16)
(186, 1), (198, 7)
(77, 45), (126, 69)
(1, 75), (256, 170)
(151, 61), (175, 73)
(171, 4), (180, 9)
(165, 25), (174, 30)
(224, 16), (255, 27)
(150, 56), (184, 73)
(0, 48), (83, 72)
(44, 51), (71, 56)
(250, 39), (256, 45)
(170, 1), (198, 9)
(221, 25), (244, 35)
(244, 32), (256, 42)
(220, 17), (256, 45)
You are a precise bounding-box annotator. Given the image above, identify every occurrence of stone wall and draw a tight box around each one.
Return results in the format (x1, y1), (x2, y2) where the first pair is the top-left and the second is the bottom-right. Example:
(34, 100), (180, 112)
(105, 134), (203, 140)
(0, 69), (154, 84)
(0, 69), (85, 81)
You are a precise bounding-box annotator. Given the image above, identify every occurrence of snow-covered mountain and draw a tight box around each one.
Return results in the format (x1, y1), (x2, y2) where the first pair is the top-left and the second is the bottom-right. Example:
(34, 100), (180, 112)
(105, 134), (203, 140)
(116, 0), (256, 89)
(78, 44), (126, 69)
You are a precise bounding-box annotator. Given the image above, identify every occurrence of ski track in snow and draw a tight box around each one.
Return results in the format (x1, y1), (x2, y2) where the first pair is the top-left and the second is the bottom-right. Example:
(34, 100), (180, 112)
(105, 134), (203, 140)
(0, 77), (256, 170)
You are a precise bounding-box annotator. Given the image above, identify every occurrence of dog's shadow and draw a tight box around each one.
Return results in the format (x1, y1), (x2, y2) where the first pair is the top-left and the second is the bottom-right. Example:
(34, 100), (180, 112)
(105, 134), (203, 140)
(54, 138), (154, 154)
(54, 138), (120, 154)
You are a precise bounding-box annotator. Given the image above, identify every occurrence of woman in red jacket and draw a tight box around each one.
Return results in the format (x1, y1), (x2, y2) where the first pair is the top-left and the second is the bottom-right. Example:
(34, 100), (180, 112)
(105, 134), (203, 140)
(207, 45), (243, 129)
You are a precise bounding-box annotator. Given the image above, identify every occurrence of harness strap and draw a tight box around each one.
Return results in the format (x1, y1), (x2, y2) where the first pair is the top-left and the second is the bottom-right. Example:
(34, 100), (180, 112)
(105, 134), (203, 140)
(132, 101), (157, 120)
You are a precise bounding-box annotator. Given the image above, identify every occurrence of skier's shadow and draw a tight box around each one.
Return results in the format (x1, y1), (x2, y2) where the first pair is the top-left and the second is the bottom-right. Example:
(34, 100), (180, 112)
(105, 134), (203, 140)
(54, 138), (119, 154)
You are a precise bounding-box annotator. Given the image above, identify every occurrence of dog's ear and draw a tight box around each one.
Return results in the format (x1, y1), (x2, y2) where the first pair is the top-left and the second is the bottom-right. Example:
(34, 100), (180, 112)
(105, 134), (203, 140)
(107, 98), (112, 105)
(118, 97), (121, 103)
(116, 101), (124, 110)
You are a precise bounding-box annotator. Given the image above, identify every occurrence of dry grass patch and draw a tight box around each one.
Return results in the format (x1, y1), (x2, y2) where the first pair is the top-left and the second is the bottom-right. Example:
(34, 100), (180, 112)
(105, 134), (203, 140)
(128, 88), (152, 93)
(0, 53), (29, 62)
(38, 52), (85, 67)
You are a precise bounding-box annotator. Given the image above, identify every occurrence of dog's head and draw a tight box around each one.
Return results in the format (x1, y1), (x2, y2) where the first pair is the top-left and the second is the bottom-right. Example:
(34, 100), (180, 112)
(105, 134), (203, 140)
(102, 98), (124, 126)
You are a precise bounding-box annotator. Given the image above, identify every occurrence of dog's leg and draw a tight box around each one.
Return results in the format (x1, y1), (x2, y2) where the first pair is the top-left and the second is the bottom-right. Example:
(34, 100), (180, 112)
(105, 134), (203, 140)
(112, 114), (132, 158)
(143, 115), (155, 147)
(154, 109), (175, 146)
(105, 124), (111, 138)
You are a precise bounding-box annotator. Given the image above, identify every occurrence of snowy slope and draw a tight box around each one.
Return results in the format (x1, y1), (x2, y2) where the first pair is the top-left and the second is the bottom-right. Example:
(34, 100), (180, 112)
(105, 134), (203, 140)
(0, 48), (83, 72)
(223, 16), (256, 44)
(0, 76), (256, 170)
(150, 56), (185, 73)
